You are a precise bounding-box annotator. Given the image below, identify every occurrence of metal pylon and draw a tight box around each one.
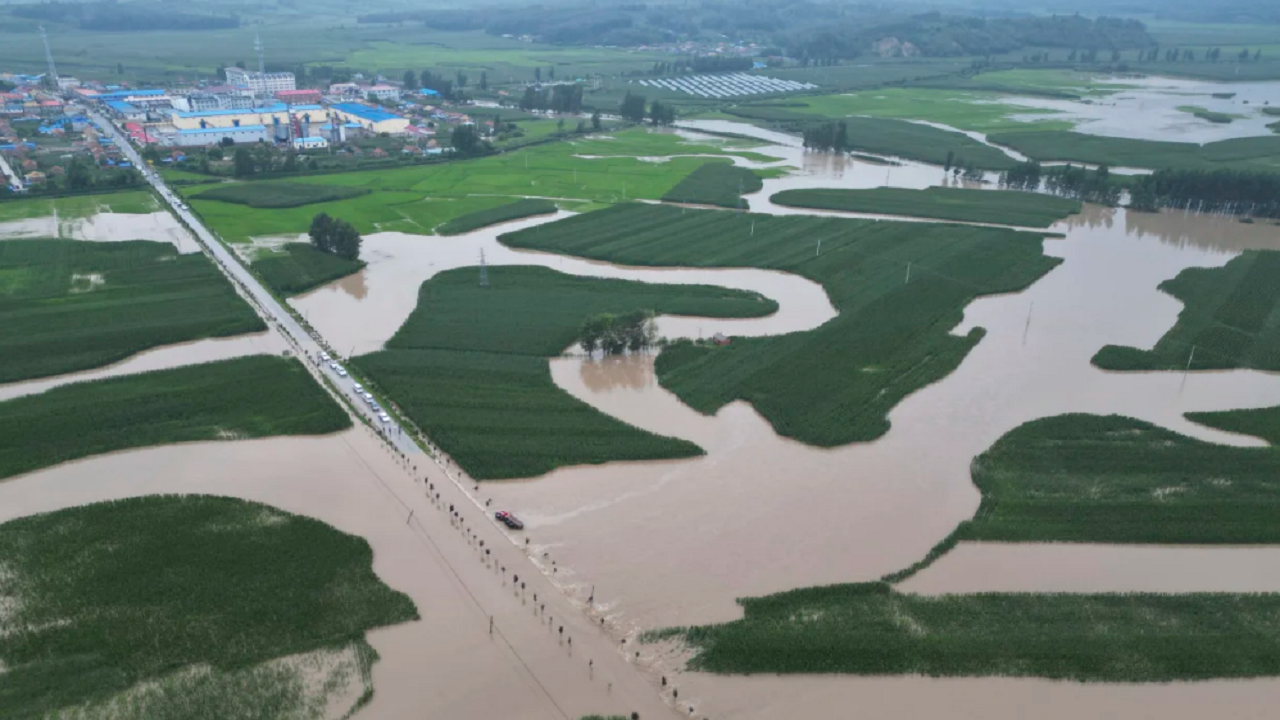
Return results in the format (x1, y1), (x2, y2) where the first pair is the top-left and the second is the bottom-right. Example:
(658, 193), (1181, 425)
(479, 249), (489, 287)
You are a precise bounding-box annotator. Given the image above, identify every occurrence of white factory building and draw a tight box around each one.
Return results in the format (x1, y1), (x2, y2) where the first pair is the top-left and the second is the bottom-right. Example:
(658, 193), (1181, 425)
(224, 67), (296, 96)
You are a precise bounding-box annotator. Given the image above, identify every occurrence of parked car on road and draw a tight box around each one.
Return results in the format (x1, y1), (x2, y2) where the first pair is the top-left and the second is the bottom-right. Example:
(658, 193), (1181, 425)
(495, 511), (524, 530)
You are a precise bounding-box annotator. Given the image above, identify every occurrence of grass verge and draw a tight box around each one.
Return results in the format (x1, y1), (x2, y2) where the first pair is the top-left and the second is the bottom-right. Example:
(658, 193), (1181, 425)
(355, 265), (776, 479)
(0, 495), (417, 717)
(0, 239), (265, 384)
(500, 204), (1059, 447)
(252, 242), (366, 297)
(0, 355), (351, 481)
(771, 186), (1080, 227)
(436, 198), (558, 235)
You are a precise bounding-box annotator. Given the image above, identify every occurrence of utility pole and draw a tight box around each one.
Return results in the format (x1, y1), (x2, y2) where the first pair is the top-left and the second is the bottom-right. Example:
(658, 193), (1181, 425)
(255, 33), (265, 74)
(479, 248), (489, 288)
(39, 26), (59, 89)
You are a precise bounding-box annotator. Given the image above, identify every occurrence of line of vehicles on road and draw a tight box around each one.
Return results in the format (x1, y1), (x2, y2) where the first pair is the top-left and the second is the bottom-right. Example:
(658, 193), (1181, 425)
(320, 351), (392, 425)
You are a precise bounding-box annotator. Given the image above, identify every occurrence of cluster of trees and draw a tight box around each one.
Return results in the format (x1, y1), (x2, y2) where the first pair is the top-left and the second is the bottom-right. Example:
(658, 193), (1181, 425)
(401, 70), (466, 101)
(999, 161), (1121, 205)
(578, 311), (657, 355)
(802, 121), (848, 152)
(998, 161), (1044, 191)
(308, 213), (362, 261)
(943, 152), (984, 181)
(647, 57), (755, 75)
(1130, 169), (1280, 218)
(1146, 47), (1264, 63)
(12, 3), (238, 30)
(619, 92), (648, 123)
(449, 125), (490, 156)
(518, 84), (584, 113)
(648, 101), (676, 126)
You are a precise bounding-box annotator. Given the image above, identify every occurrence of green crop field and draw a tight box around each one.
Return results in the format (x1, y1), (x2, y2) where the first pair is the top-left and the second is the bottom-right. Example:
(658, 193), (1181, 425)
(0, 190), (158, 222)
(669, 581), (1280, 680)
(251, 243), (366, 297)
(500, 204), (1060, 447)
(0, 495), (417, 718)
(955, 413), (1280, 544)
(194, 182), (370, 209)
(355, 265), (776, 479)
(988, 131), (1280, 171)
(1187, 404), (1280, 445)
(661, 162), (762, 209)
(186, 130), (770, 242)
(771, 187), (1081, 227)
(437, 198), (558, 235)
(0, 355), (350, 481)
(0, 239), (264, 384)
(724, 109), (1020, 170)
(1093, 250), (1280, 371)
(1177, 105), (1243, 124)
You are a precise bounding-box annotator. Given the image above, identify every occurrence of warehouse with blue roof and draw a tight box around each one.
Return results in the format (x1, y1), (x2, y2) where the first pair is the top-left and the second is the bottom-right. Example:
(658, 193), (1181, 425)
(331, 103), (409, 134)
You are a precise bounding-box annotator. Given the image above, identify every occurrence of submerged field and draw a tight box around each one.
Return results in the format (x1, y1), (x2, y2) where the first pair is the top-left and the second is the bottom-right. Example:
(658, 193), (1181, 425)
(0, 494), (417, 718)
(501, 203), (1060, 447)
(356, 265), (777, 479)
(770, 187), (1081, 227)
(252, 242), (366, 297)
(671, 581), (1280, 681)
(186, 130), (773, 242)
(1093, 250), (1280, 371)
(0, 354), (350, 481)
(958, 413), (1280, 544)
(0, 239), (264, 384)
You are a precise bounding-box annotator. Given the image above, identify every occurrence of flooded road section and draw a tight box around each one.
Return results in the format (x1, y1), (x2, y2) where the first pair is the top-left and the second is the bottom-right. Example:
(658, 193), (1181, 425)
(0, 428), (680, 720)
(0, 332), (287, 402)
(0, 211), (199, 252)
(288, 212), (837, 357)
(482, 204), (1280, 633)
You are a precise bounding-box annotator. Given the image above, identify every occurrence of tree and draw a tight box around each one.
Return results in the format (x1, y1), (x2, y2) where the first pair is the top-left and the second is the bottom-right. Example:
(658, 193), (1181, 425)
(66, 158), (92, 190)
(116, 62), (124, 75)
(235, 60), (246, 69)
(591, 110), (602, 131)
(283, 152), (298, 172)
(557, 118), (566, 132)
(944, 150), (955, 172)
(220, 136), (236, 148)
(330, 219), (362, 260)
(620, 92), (646, 123)
(456, 71), (467, 88)
(534, 67), (541, 83)
(233, 147), (255, 178)
(548, 66), (555, 80)
(451, 124), (481, 155)
(403, 70), (418, 90)
(309, 213), (334, 252)
(480, 71), (488, 90)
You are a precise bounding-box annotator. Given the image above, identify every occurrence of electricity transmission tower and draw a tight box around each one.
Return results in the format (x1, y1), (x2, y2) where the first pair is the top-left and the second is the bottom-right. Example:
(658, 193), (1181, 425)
(40, 26), (58, 88)
(255, 33), (265, 74)
(479, 249), (489, 287)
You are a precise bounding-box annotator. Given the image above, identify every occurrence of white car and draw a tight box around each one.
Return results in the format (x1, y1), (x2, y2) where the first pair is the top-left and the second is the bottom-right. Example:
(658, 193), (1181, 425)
(336, 368), (348, 378)
(328, 361), (338, 370)
(320, 352), (331, 362)
(370, 402), (382, 413)
(379, 412), (391, 423)
(353, 382), (364, 393)
(362, 392), (374, 404)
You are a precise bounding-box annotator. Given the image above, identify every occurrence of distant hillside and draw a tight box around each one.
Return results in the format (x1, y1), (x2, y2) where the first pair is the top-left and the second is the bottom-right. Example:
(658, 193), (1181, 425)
(10, 2), (239, 31)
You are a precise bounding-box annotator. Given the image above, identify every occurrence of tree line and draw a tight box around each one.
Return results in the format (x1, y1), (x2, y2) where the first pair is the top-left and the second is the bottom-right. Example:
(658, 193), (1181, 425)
(12, 3), (239, 31)
(1130, 169), (1280, 218)
(308, 213), (362, 261)
(578, 310), (656, 355)
(998, 161), (1121, 205)
(518, 84), (584, 114)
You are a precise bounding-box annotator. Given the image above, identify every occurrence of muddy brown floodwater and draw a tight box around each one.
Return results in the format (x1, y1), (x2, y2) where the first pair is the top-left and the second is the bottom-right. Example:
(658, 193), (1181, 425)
(0, 211), (199, 253)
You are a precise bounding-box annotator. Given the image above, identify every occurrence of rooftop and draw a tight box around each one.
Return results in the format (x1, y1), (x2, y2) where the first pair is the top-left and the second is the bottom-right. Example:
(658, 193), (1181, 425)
(332, 103), (403, 123)
(176, 124), (267, 134)
(170, 104), (287, 119)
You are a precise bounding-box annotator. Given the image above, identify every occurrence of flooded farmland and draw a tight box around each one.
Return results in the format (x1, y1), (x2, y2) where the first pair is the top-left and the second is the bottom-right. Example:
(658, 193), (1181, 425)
(0, 210), (199, 252)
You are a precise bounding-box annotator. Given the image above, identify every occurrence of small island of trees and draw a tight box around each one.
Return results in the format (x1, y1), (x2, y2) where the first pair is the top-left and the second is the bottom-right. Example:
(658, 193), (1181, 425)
(578, 310), (657, 354)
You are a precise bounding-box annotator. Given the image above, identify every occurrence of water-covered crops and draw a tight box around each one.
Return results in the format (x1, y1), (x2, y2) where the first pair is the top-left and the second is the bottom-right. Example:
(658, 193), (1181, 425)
(673, 581), (1280, 680)
(0, 355), (350, 480)
(501, 204), (1060, 446)
(771, 186), (1081, 227)
(0, 495), (417, 717)
(252, 242), (366, 296)
(0, 239), (265, 384)
(1093, 250), (1280, 371)
(356, 265), (776, 479)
